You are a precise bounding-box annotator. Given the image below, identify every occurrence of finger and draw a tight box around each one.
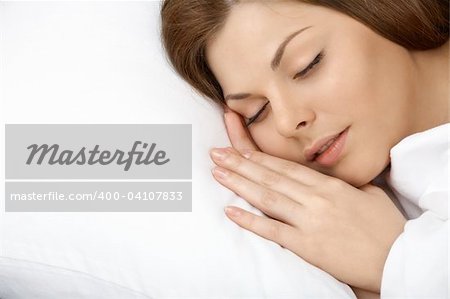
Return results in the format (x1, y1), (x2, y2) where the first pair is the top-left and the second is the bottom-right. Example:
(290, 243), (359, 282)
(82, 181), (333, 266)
(240, 149), (332, 187)
(211, 147), (314, 205)
(224, 205), (299, 249)
(223, 108), (260, 153)
(212, 166), (304, 226)
(222, 109), (331, 187)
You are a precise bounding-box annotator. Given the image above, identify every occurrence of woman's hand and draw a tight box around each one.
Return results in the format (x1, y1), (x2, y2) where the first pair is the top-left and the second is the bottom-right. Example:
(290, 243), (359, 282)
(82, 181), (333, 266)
(209, 107), (406, 293)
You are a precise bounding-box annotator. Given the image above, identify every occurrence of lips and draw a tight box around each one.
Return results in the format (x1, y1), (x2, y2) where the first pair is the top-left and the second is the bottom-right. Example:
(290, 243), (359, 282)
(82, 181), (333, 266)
(305, 127), (348, 162)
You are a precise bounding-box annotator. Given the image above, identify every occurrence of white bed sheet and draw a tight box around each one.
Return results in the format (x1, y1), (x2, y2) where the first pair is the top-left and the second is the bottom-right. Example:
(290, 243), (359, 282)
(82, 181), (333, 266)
(0, 2), (355, 298)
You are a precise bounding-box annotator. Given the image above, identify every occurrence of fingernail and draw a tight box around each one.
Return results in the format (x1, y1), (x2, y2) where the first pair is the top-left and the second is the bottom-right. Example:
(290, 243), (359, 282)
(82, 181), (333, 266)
(242, 150), (252, 159)
(212, 167), (228, 179)
(224, 206), (241, 217)
(210, 148), (228, 161)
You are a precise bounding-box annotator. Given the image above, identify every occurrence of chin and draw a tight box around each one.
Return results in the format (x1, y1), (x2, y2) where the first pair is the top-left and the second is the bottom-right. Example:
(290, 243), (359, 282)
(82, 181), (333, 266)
(329, 146), (391, 188)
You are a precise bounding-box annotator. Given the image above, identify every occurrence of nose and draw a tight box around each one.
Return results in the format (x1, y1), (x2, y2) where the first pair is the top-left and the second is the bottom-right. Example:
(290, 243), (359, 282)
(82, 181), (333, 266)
(270, 95), (316, 138)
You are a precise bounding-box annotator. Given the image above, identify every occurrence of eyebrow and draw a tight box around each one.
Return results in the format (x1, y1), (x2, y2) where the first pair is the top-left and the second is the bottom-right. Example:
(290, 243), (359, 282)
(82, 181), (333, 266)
(225, 25), (313, 102)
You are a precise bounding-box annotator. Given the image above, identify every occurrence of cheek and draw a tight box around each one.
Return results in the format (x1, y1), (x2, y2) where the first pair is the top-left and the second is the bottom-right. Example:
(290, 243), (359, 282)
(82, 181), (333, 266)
(320, 32), (388, 115)
(249, 126), (279, 153)
(296, 47), (372, 117)
(249, 125), (298, 161)
(330, 56), (375, 111)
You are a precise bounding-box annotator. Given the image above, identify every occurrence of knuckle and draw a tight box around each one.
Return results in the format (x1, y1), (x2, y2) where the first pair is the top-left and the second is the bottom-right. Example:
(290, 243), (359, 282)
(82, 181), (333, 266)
(260, 171), (281, 187)
(248, 151), (262, 163)
(228, 154), (244, 169)
(267, 223), (282, 241)
(310, 195), (333, 211)
(280, 160), (297, 174)
(286, 204), (302, 226)
(241, 211), (255, 229)
(326, 177), (346, 190)
(304, 211), (327, 234)
(260, 189), (278, 208)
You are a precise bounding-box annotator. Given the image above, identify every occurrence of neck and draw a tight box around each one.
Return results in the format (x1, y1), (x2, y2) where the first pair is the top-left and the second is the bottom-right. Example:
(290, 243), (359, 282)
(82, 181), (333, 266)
(409, 39), (449, 134)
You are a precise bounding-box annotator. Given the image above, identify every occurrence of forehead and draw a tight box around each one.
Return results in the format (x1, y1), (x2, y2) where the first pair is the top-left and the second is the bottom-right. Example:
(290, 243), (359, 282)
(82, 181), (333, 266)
(205, 1), (338, 92)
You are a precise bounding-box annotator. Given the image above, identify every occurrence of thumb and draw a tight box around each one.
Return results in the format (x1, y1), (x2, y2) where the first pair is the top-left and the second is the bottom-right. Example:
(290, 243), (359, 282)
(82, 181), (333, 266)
(223, 107), (260, 154)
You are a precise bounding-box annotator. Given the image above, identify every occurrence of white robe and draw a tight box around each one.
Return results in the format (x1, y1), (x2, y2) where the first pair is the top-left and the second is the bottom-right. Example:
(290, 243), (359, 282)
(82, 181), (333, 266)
(376, 123), (449, 298)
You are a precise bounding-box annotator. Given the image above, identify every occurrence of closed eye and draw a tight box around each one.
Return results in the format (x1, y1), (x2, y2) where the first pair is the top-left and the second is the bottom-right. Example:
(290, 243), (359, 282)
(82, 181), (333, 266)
(293, 51), (324, 80)
(244, 52), (324, 127)
(245, 101), (270, 127)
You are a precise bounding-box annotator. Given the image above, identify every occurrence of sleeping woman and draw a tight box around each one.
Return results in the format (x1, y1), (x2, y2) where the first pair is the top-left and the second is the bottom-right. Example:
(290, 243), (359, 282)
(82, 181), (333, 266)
(160, 0), (449, 298)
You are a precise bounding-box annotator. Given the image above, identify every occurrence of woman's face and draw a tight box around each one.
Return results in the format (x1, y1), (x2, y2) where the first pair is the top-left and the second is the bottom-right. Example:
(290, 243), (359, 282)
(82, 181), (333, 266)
(206, 1), (417, 187)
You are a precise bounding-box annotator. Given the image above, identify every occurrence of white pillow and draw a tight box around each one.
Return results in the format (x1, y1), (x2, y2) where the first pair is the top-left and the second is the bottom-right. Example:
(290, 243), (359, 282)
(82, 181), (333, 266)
(0, 2), (355, 298)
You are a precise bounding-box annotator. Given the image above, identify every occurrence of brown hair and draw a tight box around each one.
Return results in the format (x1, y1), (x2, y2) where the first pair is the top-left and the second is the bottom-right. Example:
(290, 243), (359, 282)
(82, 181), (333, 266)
(160, 0), (449, 106)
